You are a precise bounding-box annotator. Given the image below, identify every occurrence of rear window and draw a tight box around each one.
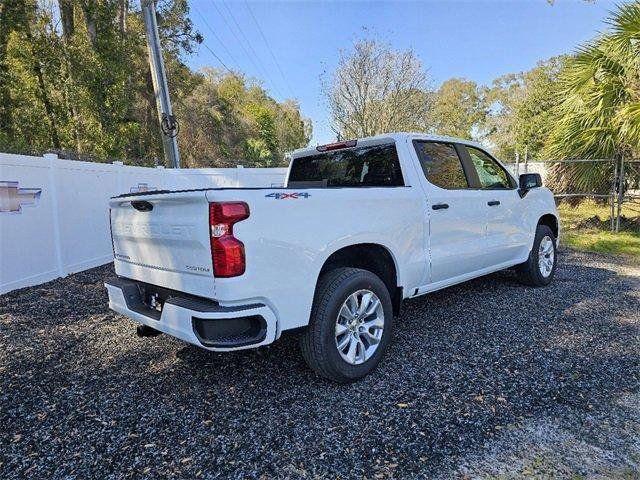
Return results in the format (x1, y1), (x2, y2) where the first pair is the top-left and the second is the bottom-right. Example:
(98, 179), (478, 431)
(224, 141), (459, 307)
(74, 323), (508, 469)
(288, 143), (404, 187)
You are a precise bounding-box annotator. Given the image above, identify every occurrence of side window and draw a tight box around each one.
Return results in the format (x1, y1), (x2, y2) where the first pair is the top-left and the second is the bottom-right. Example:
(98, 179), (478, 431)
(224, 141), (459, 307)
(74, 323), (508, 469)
(466, 147), (513, 189)
(413, 141), (469, 189)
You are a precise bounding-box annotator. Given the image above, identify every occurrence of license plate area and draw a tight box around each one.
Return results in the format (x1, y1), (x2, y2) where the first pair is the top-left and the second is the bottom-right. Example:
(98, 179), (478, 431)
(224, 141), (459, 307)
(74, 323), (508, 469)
(141, 289), (164, 314)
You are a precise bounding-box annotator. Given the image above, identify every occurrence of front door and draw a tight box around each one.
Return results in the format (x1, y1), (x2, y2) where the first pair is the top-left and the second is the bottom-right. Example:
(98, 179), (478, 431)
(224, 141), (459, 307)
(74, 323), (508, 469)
(412, 141), (488, 284)
(460, 145), (530, 265)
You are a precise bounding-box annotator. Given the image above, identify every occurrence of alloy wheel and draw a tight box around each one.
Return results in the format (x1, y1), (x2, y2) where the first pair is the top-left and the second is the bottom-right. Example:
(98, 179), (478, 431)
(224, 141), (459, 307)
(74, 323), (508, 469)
(538, 235), (555, 277)
(334, 289), (384, 365)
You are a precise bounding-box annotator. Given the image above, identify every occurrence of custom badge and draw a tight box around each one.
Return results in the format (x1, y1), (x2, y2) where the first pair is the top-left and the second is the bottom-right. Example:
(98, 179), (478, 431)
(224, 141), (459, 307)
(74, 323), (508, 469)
(130, 183), (158, 193)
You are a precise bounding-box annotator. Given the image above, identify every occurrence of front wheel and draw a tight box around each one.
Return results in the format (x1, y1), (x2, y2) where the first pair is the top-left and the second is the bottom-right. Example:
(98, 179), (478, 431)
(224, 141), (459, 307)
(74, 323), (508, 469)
(300, 267), (393, 383)
(516, 224), (557, 287)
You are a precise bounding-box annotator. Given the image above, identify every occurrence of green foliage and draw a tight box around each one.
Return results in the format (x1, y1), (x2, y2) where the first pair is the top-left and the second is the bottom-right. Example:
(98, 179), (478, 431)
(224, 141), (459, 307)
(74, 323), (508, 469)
(0, 0), (197, 163)
(542, 3), (640, 196)
(324, 38), (562, 156)
(0, 0), (310, 166)
(175, 68), (310, 168)
(482, 56), (566, 160)
(557, 200), (640, 262)
(544, 3), (640, 160)
(426, 78), (486, 140)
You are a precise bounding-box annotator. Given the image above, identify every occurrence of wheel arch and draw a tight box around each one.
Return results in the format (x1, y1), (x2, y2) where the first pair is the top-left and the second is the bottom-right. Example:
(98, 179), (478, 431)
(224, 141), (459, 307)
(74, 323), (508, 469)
(538, 213), (559, 239)
(317, 243), (403, 315)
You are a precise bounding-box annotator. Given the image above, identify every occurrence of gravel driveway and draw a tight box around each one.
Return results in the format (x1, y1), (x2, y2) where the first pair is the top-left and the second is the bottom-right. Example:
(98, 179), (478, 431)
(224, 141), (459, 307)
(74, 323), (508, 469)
(1, 249), (638, 479)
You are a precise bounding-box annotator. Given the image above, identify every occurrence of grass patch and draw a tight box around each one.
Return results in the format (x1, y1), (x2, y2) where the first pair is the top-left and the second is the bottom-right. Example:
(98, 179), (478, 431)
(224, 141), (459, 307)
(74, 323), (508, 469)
(561, 230), (640, 257)
(558, 200), (640, 264)
(557, 200), (640, 262)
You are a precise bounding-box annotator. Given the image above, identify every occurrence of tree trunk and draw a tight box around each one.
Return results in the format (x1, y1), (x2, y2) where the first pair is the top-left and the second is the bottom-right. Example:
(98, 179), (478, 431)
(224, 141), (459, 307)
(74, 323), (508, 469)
(61, 55), (81, 152)
(118, 0), (128, 37)
(24, 10), (61, 149)
(81, 0), (97, 47)
(55, 0), (81, 151)
(58, 0), (74, 41)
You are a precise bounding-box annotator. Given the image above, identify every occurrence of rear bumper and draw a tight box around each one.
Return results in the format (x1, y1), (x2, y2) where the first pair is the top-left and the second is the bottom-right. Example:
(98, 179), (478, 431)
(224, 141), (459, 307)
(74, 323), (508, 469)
(104, 277), (278, 351)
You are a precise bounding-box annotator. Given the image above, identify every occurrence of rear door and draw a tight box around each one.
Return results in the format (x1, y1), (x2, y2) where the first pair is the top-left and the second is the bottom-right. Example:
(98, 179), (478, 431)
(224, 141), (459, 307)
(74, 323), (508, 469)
(459, 145), (529, 265)
(412, 140), (488, 284)
(109, 191), (216, 298)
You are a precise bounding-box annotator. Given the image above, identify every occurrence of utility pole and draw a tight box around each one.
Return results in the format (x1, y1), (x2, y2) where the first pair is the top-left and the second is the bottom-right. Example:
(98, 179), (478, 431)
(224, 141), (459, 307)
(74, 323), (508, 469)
(141, 0), (181, 168)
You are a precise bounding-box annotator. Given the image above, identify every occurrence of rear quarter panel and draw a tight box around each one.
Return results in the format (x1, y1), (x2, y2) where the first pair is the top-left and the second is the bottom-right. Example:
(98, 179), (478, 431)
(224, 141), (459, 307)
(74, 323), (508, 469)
(207, 187), (425, 333)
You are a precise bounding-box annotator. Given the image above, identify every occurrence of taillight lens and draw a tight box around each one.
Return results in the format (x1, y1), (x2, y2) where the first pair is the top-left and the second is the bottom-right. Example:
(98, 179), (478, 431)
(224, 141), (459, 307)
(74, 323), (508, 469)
(209, 202), (250, 277)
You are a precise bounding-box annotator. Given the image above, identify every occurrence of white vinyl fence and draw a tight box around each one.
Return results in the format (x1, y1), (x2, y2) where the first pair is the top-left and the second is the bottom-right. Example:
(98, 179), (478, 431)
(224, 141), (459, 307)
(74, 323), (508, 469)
(0, 152), (287, 294)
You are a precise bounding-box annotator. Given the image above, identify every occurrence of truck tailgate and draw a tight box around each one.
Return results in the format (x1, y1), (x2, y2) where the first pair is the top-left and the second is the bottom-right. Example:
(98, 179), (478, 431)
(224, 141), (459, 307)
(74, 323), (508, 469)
(109, 191), (215, 298)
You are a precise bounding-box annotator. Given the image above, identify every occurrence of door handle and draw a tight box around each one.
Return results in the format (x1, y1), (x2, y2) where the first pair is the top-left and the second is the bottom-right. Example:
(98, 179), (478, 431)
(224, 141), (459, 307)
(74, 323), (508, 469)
(487, 200), (500, 206)
(432, 203), (449, 210)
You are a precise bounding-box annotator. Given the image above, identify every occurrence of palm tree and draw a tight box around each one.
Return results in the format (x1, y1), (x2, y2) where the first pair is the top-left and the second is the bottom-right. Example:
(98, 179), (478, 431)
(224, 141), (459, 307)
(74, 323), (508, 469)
(544, 2), (640, 197)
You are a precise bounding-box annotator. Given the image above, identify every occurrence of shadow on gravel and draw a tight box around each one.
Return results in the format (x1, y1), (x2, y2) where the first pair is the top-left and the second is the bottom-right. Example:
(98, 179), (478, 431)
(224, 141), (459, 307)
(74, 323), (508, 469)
(1, 250), (638, 479)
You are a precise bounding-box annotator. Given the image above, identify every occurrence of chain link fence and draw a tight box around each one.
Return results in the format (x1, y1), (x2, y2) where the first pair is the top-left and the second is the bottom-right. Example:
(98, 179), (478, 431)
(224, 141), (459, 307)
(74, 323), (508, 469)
(505, 157), (640, 232)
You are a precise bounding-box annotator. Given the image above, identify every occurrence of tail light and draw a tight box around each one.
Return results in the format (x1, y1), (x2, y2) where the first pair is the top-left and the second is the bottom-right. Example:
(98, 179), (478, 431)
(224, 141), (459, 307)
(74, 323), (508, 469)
(209, 202), (250, 277)
(316, 139), (357, 152)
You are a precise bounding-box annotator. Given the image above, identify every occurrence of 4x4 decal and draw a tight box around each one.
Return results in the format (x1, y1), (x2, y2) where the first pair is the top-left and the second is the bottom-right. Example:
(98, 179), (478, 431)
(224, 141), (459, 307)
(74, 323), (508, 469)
(265, 192), (311, 199)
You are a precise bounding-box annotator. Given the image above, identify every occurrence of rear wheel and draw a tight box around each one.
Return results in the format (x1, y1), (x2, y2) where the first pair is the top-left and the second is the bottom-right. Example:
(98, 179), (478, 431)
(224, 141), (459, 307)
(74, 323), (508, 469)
(517, 224), (557, 287)
(300, 267), (393, 383)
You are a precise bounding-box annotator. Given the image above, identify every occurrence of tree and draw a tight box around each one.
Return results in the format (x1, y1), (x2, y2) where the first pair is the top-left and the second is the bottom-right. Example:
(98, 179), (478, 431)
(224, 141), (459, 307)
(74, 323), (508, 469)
(426, 78), (486, 140)
(1, 0), (65, 154)
(0, 0), (203, 162)
(323, 39), (431, 138)
(544, 3), (640, 195)
(482, 57), (566, 160)
(0, 0), (311, 167)
(176, 69), (311, 168)
(277, 100), (313, 155)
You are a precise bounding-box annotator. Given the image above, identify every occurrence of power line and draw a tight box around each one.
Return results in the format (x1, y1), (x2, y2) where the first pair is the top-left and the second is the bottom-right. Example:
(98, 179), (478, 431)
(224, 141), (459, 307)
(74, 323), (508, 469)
(244, 0), (295, 99)
(216, 0), (284, 98)
(210, 1), (272, 90)
(192, 3), (240, 72)
(200, 41), (234, 74)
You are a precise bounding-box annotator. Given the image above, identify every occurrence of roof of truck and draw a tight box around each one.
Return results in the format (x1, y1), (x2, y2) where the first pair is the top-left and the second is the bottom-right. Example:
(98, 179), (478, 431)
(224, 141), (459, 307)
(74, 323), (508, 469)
(292, 132), (488, 158)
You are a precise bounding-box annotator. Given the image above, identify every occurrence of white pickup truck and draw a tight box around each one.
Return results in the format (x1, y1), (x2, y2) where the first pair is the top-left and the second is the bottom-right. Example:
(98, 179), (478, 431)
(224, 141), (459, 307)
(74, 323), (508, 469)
(106, 133), (559, 383)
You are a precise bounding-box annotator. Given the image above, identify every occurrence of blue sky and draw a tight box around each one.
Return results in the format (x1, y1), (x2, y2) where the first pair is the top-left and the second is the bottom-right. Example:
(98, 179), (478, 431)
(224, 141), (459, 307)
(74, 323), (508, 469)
(186, 0), (617, 145)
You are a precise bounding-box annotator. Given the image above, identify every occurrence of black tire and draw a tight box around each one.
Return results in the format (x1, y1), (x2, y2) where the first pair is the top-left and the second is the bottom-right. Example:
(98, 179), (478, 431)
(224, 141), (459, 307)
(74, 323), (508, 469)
(516, 224), (557, 287)
(300, 267), (394, 384)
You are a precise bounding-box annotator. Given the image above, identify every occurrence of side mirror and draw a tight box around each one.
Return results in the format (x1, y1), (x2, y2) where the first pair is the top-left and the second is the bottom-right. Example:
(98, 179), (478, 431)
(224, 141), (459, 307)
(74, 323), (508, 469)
(519, 173), (542, 190)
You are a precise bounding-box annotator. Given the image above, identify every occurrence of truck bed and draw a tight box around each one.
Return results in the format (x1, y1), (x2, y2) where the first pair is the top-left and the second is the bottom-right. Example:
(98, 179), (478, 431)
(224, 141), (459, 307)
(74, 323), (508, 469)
(109, 185), (425, 332)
